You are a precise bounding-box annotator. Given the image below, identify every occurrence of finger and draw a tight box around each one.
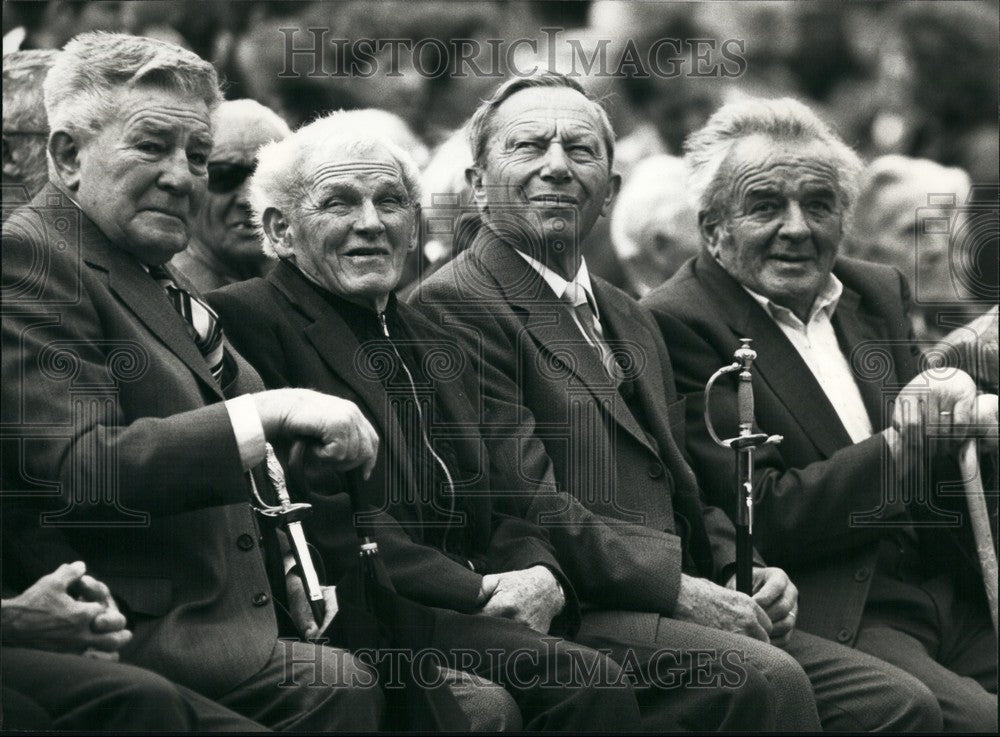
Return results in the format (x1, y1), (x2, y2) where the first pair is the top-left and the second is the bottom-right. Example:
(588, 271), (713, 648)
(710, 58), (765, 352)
(85, 628), (132, 653)
(361, 431), (379, 481)
(74, 574), (113, 604)
(90, 608), (128, 634)
(316, 588), (339, 637)
(45, 561), (87, 590)
(751, 570), (784, 609)
(751, 600), (773, 636)
(951, 394), (975, 443)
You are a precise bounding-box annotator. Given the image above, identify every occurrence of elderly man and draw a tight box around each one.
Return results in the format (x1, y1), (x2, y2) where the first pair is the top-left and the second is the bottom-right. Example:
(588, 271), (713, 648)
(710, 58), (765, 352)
(1, 32), (389, 731)
(2, 49), (58, 220)
(412, 72), (942, 732)
(171, 99), (290, 293)
(207, 112), (660, 733)
(642, 97), (998, 731)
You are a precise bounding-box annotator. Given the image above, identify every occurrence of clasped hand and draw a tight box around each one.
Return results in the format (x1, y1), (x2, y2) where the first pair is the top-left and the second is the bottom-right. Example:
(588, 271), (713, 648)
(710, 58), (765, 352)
(675, 567), (798, 648)
(476, 565), (565, 634)
(1, 561), (130, 657)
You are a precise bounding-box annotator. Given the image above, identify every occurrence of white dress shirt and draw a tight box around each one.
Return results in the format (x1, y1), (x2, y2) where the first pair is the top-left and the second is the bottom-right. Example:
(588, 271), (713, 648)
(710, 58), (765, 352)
(515, 251), (606, 343)
(743, 275), (874, 444)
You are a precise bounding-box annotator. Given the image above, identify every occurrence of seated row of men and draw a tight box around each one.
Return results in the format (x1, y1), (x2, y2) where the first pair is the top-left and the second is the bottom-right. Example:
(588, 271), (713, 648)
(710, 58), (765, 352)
(2, 32), (996, 732)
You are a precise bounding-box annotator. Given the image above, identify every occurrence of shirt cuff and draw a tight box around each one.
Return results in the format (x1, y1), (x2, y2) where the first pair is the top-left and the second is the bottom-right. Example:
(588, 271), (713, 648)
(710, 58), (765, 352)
(224, 394), (266, 470)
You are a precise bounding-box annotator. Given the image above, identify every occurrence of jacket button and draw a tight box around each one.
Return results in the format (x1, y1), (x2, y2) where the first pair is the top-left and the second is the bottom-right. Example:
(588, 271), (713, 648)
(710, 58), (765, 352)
(648, 463), (664, 479)
(237, 533), (255, 551)
(854, 566), (870, 582)
(836, 628), (852, 643)
(252, 592), (270, 607)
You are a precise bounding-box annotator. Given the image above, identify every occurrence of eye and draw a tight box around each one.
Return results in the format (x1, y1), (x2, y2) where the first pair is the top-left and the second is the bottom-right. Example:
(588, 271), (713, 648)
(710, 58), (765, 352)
(513, 140), (543, 151)
(806, 200), (834, 215)
(749, 201), (778, 215)
(188, 151), (208, 167)
(136, 140), (165, 155)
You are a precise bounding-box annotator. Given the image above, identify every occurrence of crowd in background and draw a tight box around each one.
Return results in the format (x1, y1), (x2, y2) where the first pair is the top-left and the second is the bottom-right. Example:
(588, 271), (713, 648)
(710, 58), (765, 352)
(4, 0), (998, 333)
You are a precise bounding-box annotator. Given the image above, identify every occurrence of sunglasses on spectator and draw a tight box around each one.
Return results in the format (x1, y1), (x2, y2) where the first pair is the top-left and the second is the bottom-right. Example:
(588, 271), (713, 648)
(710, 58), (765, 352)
(207, 160), (256, 193)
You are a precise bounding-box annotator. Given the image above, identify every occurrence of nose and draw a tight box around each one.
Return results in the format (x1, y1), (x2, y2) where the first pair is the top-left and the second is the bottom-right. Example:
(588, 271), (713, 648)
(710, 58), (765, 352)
(540, 141), (571, 183)
(778, 201), (810, 242)
(354, 199), (386, 237)
(158, 148), (195, 196)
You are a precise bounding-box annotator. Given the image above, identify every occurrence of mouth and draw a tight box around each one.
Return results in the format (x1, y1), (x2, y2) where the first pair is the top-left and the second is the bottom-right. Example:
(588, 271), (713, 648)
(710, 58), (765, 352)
(227, 220), (256, 233)
(528, 194), (579, 206)
(344, 246), (392, 258)
(143, 207), (185, 220)
(769, 254), (814, 265)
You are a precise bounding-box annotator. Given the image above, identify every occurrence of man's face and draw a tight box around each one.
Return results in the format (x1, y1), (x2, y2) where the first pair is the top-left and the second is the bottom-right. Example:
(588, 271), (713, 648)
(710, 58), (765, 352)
(287, 145), (415, 307)
(194, 115), (286, 267)
(708, 136), (845, 319)
(473, 87), (619, 276)
(73, 86), (212, 265)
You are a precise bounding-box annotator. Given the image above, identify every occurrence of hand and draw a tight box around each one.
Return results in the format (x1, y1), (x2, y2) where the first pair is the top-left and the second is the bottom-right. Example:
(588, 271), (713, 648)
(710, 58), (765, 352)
(477, 566), (565, 634)
(1, 562), (132, 654)
(286, 571), (338, 641)
(254, 389), (379, 479)
(971, 394), (999, 452)
(674, 573), (772, 644)
(726, 567), (797, 648)
(891, 369), (977, 464)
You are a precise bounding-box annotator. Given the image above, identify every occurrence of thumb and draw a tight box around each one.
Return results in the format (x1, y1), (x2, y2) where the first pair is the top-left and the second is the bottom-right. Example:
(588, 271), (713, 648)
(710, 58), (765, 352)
(46, 561), (87, 590)
(477, 574), (500, 606)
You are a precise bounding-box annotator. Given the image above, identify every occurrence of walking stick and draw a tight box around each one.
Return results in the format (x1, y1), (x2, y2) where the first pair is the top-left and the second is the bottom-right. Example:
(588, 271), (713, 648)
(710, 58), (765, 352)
(959, 438), (999, 635)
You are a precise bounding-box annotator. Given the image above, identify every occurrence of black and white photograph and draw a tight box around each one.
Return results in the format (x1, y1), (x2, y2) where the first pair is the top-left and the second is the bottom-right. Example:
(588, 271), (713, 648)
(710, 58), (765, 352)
(2, 0), (997, 732)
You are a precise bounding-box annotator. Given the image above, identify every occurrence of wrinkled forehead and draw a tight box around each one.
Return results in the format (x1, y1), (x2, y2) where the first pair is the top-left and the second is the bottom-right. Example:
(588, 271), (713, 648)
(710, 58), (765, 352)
(490, 87), (607, 144)
(114, 87), (213, 139)
(726, 135), (842, 193)
(302, 145), (406, 192)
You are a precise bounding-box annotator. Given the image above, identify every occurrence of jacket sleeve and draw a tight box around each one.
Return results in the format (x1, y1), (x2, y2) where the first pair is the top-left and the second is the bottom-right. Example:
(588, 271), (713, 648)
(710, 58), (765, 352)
(413, 281), (687, 615)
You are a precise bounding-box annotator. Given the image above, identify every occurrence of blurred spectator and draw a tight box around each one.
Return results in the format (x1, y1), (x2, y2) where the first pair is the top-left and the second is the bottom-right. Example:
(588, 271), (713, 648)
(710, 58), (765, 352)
(2, 49), (57, 221)
(411, 125), (478, 296)
(846, 155), (976, 341)
(610, 155), (700, 297)
(172, 99), (291, 292)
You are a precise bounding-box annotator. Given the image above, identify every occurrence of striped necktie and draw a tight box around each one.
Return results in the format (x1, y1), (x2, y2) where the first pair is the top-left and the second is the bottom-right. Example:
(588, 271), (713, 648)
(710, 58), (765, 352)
(563, 283), (622, 383)
(149, 264), (229, 386)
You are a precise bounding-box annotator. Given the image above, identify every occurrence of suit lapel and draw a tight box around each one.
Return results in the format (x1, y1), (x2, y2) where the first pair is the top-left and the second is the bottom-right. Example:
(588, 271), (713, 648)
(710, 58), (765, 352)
(269, 263), (397, 434)
(694, 253), (851, 457)
(474, 234), (658, 456)
(74, 199), (222, 399)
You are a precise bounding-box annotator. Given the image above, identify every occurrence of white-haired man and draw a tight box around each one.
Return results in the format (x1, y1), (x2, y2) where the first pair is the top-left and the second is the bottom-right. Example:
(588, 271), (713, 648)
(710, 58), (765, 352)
(643, 96), (998, 731)
(172, 99), (291, 293)
(413, 72), (944, 732)
(206, 111), (661, 733)
(1, 32), (387, 731)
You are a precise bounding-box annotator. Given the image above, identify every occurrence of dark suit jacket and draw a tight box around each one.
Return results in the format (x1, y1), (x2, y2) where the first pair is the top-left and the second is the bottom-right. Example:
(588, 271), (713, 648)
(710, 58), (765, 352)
(208, 260), (584, 629)
(410, 229), (748, 641)
(1, 185), (280, 697)
(643, 251), (983, 643)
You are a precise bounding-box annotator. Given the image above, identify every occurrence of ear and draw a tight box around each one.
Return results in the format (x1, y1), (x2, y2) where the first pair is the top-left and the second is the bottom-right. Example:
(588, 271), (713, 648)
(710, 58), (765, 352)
(48, 131), (82, 191)
(408, 202), (421, 251)
(465, 166), (487, 214)
(262, 207), (293, 257)
(600, 172), (622, 217)
(698, 210), (723, 256)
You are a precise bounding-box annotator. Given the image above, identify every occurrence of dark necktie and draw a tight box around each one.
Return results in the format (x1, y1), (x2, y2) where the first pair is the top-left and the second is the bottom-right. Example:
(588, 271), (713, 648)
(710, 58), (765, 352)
(149, 264), (230, 386)
(563, 285), (622, 383)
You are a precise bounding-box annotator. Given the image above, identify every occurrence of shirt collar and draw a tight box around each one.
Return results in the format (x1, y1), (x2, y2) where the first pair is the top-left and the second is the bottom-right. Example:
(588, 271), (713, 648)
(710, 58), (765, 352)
(516, 250), (600, 315)
(741, 271), (843, 329)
